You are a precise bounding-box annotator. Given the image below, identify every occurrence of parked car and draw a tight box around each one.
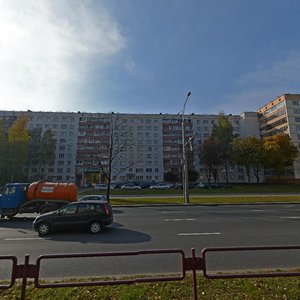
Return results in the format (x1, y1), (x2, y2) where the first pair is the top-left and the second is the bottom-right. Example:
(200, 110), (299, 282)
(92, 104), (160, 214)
(174, 183), (183, 189)
(82, 183), (92, 188)
(137, 182), (151, 189)
(197, 182), (214, 189)
(174, 183), (196, 189)
(197, 182), (230, 189)
(149, 183), (171, 190)
(110, 183), (118, 189)
(33, 200), (113, 236)
(120, 183), (141, 190)
(94, 183), (108, 190)
(78, 195), (107, 201)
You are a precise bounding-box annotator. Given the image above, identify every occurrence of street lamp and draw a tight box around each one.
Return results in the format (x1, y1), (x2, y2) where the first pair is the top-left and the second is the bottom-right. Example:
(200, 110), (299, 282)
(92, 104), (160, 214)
(182, 91), (191, 204)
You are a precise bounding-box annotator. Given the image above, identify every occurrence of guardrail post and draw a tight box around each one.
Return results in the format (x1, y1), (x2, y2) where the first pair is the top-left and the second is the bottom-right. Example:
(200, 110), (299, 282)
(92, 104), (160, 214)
(191, 248), (198, 300)
(21, 255), (30, 300)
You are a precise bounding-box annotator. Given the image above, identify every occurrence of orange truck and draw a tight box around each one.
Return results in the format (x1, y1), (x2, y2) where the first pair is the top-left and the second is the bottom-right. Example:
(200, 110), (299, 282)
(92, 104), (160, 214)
(0, 181), (77, 219)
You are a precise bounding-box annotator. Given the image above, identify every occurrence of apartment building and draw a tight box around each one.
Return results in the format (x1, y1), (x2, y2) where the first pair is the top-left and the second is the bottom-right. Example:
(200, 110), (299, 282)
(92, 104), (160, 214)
(0, 108), (263, 185)
(0, 111), (79, 182)
(257, 94), (300, 181)
(0, 106), (259, 185)
(76, 113), (165, 185)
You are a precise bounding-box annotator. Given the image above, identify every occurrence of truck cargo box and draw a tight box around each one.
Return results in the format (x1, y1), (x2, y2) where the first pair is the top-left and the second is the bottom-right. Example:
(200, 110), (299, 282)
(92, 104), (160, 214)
(27, 181), (77, 202)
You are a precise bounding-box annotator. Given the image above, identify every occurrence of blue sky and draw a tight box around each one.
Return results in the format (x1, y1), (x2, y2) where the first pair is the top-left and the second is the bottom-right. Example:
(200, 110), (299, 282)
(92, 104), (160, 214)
(0, 0), (300, 115)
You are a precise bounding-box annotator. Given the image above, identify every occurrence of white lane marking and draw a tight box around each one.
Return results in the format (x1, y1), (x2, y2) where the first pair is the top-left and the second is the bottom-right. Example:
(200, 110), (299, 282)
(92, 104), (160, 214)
(4, 237), (52, 241)
(165, 218), (195, 221)
(161, 211), (186, 214)
(279, 216), (300, 219)
(252, 209), (274, 212)
(178, 232), (221, 236)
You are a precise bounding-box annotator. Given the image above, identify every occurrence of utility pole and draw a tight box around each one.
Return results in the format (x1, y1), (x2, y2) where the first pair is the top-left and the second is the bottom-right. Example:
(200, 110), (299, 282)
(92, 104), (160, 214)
(181, 92), (191, 204)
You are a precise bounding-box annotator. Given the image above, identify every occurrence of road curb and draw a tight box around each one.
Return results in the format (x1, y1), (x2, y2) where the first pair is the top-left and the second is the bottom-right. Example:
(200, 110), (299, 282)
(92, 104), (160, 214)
(112, 202), (300, 208)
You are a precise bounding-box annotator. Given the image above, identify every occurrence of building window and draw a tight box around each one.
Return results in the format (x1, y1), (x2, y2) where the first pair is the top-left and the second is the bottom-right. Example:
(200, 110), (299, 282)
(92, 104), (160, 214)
(294, 108), (300, 114)
(293, 100), (299, 106)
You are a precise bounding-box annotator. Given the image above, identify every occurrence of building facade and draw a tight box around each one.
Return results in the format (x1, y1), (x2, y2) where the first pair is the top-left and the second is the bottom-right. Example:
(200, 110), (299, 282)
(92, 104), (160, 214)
(257, 94), (300, 182)
(0, 110), (79, 182)
(0, 108), (264, 185)
(4, 94), (300, 185)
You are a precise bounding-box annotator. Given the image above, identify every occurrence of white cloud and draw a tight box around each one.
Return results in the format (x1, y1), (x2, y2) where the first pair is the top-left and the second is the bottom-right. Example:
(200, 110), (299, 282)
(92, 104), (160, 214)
(0, 0), (125, 111)
(221, 51), (300, 114)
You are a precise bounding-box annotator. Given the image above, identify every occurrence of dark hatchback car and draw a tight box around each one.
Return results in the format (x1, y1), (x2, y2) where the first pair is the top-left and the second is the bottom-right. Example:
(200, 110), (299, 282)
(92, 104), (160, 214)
(33, 200), (113, 236)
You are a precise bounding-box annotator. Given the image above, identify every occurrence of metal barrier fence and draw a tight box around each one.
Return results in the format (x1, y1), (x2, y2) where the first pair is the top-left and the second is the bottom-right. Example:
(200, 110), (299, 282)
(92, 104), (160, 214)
(1, 245), (300, 300)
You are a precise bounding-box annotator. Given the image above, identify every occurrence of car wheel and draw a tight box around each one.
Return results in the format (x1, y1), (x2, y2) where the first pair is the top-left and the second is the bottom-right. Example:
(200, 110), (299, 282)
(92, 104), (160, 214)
(37, 222), (51, 236)
(89, 221), (102, 234)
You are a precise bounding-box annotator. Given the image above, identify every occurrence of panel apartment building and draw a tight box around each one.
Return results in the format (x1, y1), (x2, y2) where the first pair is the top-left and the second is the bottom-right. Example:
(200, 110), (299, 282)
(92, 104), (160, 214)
(0, 109), (261, 185)
(258, 93), (300, 182)
(0, 110), (79, 182)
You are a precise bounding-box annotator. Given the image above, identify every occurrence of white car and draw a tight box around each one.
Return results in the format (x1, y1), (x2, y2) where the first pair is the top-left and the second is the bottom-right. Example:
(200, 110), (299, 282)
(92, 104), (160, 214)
(78, 195), (107, 202)
(94, 183), (108, 190)
(120, 183), (141, 190)
(149, 183), (171, 190)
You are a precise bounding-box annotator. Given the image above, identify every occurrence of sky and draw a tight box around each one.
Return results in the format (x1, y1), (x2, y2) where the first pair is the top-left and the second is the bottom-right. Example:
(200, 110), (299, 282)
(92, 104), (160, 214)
(0, 0), (300, 115)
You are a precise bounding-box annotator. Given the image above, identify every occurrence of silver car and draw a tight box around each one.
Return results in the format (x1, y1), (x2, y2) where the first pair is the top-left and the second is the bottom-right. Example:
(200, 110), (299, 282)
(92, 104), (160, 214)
(120, 183), (141, 190)
(149, 183), (171, 190)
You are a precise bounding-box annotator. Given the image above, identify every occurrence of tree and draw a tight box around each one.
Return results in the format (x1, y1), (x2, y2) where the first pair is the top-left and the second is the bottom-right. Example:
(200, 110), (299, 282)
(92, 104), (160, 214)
(8, 117), (30, 182)
(39, 129), (56, 177)
(26, 128), (42, 180)
(211, 113), (234, 183)
(92, 114), (134, 202)
(199, 136), (223, 183)
(0, 119), (9, 184)
(164, 171), (178, 183)
(27, 128), (56, 180)
(188, 169), (199, 182)
(231, 136), (264, 183)
(262, 134), (298, 181)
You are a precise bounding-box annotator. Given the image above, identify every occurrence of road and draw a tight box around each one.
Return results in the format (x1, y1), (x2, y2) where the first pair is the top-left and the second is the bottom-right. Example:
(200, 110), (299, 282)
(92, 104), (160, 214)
(1, 203), (300, 281)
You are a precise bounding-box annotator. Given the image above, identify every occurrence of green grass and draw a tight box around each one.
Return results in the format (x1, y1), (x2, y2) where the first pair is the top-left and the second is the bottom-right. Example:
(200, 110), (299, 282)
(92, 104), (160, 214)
(78, 183), (300, 205)
(79, 184), (300, 197)
(109, 195), (300, 205)
(1, 275), (300, 299)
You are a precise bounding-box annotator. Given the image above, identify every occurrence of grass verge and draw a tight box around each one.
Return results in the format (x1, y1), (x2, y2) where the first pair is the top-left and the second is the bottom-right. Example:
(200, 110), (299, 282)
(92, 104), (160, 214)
(110, 195), (300, 205)
(1, 274), (300, 300)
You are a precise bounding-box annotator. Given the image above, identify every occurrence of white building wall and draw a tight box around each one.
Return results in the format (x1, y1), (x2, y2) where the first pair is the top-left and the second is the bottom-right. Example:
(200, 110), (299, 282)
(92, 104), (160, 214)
(0, 110), (79, 183)
(285, 99), (300, 179)
(1, 110), (264, 184)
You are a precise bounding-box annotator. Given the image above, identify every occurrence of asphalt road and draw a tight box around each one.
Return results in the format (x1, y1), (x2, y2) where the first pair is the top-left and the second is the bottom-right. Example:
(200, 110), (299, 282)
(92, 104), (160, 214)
(1, 203), (300, 281)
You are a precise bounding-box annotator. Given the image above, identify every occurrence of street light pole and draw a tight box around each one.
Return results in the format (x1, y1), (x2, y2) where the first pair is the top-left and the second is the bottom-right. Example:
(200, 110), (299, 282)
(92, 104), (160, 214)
(182, 91), (191, 204)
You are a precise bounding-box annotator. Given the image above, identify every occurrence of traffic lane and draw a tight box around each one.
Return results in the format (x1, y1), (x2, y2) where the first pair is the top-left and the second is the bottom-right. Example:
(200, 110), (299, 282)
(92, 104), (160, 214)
(1, 204), (300, 276)
(1, 204), (300, 252)
(0, 205), (300, 256)
(116, 204), (300, 249)
(115, 204), (300, 273)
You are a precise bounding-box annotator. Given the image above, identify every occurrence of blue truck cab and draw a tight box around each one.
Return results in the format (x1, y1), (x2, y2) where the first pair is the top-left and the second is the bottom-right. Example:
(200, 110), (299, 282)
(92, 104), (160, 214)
(0, 183), (30, 218)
